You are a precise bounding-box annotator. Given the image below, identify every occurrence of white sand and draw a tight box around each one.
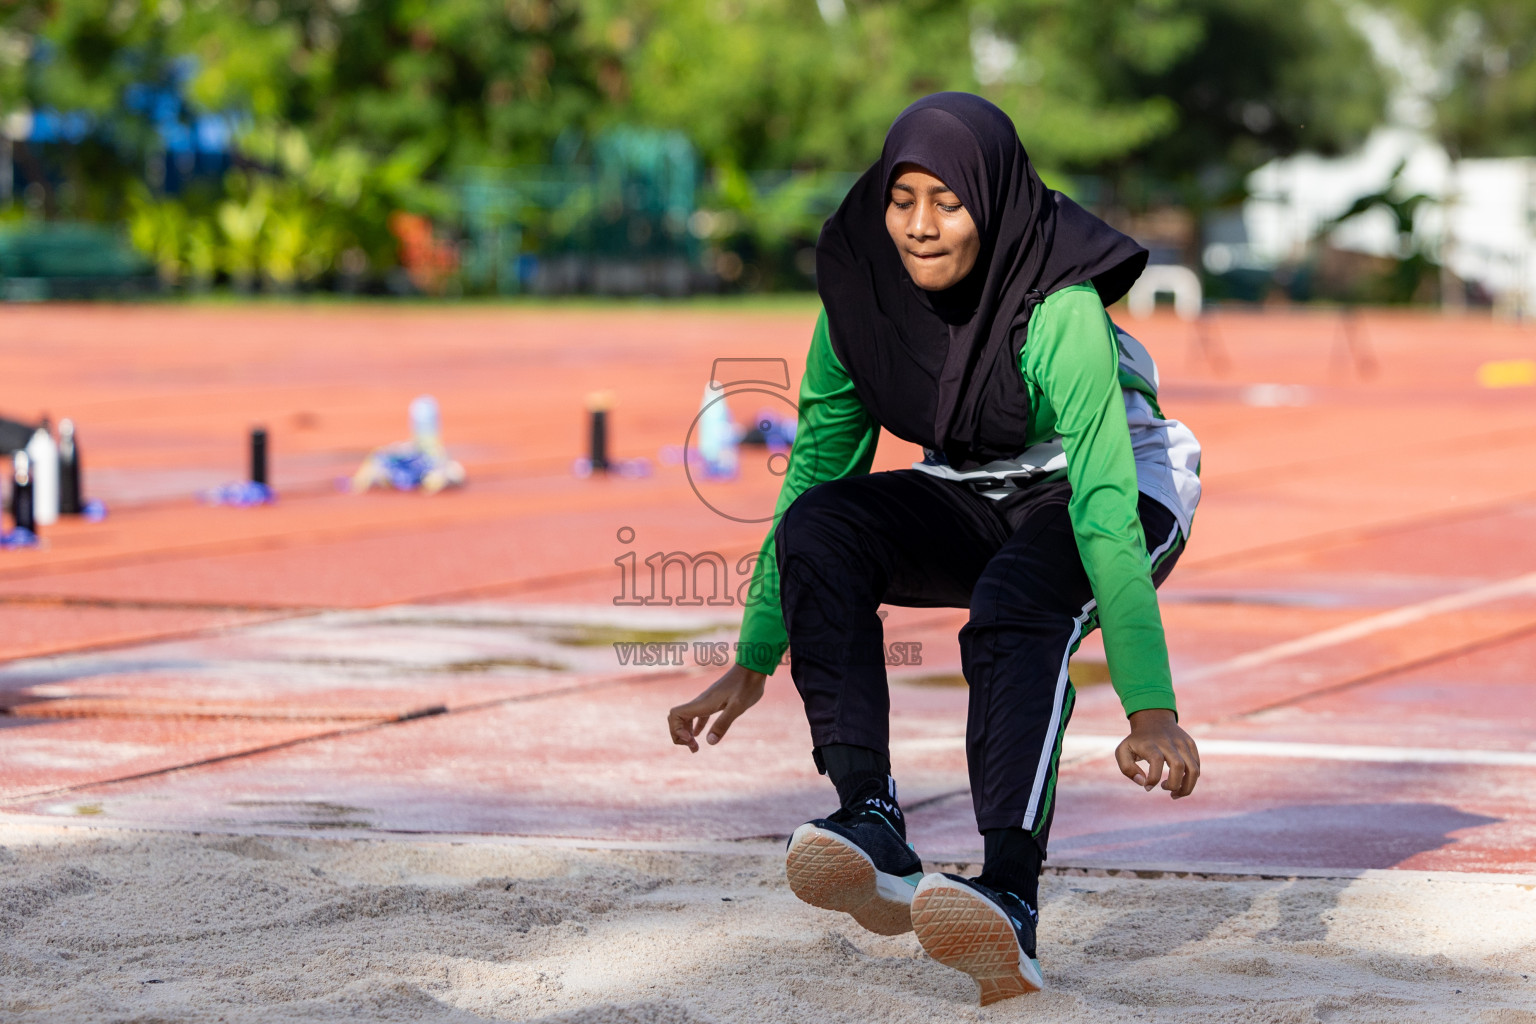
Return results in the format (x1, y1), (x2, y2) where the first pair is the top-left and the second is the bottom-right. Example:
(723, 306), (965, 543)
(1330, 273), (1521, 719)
(2, 824), (1534, 1023)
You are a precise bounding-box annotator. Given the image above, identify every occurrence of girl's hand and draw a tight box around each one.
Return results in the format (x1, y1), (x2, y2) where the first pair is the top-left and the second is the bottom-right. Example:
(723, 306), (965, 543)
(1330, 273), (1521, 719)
(667, 664), (767, 752)
(1115, 708), (1201, 798)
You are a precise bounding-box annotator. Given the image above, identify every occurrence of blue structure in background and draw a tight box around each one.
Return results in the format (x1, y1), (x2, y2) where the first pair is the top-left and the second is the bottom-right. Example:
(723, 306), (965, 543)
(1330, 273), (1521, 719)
(2, 48), (838, 296)
(124, 64), (241, 194)
(1, 54), (241, 297)
(4, 55), (239, 203)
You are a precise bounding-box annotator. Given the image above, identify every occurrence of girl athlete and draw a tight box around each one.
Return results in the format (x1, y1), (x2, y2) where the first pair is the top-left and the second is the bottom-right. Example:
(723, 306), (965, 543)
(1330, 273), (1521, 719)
(667, 92), (1203, 1005)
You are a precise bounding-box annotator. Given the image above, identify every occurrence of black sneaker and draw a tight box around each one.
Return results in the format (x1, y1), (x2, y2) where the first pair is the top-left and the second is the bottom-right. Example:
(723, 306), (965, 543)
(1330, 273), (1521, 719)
(784, 808), (924, 935)
(910, 873), (1043, 1005)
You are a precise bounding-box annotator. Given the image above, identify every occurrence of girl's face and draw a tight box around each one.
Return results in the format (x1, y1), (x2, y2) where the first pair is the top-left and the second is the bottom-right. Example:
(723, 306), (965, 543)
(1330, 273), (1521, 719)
(884, 163), (981, 291)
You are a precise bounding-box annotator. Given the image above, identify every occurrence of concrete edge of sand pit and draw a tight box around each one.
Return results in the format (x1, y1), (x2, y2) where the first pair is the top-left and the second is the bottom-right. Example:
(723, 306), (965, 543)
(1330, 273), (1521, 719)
(3, 814), (1534, 888)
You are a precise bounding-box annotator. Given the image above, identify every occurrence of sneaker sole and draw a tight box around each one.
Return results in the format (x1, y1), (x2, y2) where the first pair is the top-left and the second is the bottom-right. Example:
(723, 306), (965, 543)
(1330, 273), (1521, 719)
(911, 875), (1044, 1006)
(784, 823), (915, 936)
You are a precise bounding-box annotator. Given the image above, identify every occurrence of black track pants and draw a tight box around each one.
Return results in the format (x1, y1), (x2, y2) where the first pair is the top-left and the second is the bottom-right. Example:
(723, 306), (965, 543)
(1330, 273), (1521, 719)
(774, 470), (1183, 839)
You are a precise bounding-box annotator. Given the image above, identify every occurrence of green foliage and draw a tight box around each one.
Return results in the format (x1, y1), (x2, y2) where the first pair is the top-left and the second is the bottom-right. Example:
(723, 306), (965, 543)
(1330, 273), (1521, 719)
(604, 0), (1385, 188)
(1316, 159), (1439, 303)
(1382, 0), (1536, 158)
(125, 156), (415, 290)
(180, 0), (620, 173)
(973, 0), (1199, 169)
(596, 0), (964, 172)
(4, 0), (623, 289)
(0, 0), (195, 219)
(0, 0), (1432, 291)
(1109, 0), (1386, 200)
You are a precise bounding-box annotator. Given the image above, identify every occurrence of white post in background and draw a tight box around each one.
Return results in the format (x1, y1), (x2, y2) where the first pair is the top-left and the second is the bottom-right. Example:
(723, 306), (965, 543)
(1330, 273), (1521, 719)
(1, 110), (31, 208)
(26, 426), (59, 527)
(1126, 265), (1203, 320)
(1127, 264), (1226, 371)
(1524, 158), (1536, 322)
(1441, 158), (1466, 314)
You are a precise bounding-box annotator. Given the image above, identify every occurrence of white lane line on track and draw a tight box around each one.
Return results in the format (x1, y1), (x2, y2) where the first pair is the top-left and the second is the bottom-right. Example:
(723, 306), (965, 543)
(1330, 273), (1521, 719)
(1176, 571), (1536, 683)
(893, 735), (1536, 767)
(1064, 735), (1536, 767)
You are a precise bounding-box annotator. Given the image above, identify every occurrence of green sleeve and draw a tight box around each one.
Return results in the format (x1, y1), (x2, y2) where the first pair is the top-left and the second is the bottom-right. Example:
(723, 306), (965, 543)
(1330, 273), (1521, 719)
(1023, 285), (1177, 717)
(736, 309), (880, 675)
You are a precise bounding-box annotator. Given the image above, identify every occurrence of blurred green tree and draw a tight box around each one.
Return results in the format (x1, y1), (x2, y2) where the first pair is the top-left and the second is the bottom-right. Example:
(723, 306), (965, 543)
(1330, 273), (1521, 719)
(1384, 0), (1536, 159)
(174, 0), (625, 284)
(1102, 0), (1386, 204)
(181, 0), (620, 175)
(0, 0), (195, 219)
(1365, 0), (1536, 307)
(601, 0), (1387, 280)
(1317, 159), (1439, 303)
(2, 0), (626, 286)
(1, 0), (1402, 290)
(604, 0), (1384, 186)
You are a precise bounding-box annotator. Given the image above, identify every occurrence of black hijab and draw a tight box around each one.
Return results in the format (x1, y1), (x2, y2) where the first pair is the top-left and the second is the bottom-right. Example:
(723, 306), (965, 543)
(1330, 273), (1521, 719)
(816, 92), (1147, 468)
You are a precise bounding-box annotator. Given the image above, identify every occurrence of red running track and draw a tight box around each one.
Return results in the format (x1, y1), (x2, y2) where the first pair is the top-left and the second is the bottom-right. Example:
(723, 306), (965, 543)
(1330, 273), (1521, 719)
(1, 302), (1534, 875)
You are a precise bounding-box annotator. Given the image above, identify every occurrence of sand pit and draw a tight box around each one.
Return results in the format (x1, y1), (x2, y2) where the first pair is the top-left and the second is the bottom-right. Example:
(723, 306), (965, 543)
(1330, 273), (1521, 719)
(2, 825), (1533, 1023)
